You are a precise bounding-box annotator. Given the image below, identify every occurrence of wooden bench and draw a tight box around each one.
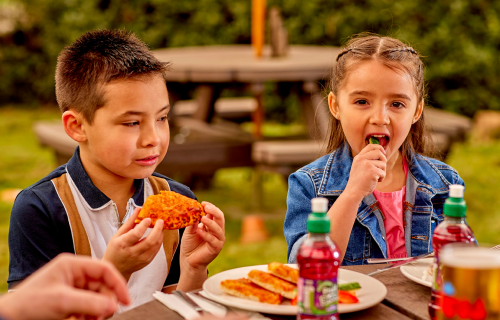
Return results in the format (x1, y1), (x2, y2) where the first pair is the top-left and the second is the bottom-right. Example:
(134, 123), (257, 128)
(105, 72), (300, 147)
(173, 97), (257, 123)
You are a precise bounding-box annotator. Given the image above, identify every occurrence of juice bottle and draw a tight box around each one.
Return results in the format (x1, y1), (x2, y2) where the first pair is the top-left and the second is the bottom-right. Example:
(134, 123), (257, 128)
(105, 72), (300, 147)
(428, 184), (477, 320)
(296, 198), (341, 320)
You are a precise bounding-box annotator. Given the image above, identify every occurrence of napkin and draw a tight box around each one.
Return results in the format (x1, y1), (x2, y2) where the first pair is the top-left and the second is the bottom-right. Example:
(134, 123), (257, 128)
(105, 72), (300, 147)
(197, 291), (272, 320)
(153, 291), (228, 318)
(153, 292), (200, 320)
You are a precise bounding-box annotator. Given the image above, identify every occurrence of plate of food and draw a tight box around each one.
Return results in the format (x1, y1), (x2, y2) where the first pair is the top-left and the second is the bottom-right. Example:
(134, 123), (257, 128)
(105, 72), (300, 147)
(400, 258), (433, 287)
(202, 263), (387, 315)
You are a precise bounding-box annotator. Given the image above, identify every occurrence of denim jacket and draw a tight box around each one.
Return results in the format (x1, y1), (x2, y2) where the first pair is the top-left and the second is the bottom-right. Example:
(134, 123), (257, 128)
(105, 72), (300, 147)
(285, 143), (464, 265)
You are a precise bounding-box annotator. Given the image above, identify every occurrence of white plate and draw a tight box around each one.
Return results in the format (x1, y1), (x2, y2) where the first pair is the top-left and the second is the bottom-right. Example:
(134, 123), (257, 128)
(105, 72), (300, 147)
(203, 264), (387, 315)
(400, 258), (433, 287)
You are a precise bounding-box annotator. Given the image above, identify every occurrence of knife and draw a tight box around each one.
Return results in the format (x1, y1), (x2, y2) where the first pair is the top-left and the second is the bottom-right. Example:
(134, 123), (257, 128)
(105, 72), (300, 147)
(173, 290), (204, 315)
(367, 252), (434, 276)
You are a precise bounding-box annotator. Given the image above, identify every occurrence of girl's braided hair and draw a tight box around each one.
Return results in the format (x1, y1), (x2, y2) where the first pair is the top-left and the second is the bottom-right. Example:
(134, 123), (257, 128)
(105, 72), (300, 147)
(326, 34), (435, 162)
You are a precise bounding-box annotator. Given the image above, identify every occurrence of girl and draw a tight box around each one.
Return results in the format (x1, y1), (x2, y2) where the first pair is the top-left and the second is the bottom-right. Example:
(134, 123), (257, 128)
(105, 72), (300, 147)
(284, 34), (464, 265)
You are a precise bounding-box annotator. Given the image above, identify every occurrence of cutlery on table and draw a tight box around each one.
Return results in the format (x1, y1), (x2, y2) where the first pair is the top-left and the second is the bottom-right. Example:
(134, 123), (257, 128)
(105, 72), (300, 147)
(367, 252), (434, 276)
(173, 290), (205, 315)
(367, 252), (434, 264)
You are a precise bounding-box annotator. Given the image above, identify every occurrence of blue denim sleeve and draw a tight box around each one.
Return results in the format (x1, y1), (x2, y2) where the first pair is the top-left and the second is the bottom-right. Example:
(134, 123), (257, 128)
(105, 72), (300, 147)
(284, 170), (317, 263)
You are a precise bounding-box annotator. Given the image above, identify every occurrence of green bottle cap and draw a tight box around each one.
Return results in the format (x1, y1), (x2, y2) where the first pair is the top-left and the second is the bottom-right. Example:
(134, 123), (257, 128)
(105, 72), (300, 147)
(444, 185), (467, 217)
(307, 198), (331, 233)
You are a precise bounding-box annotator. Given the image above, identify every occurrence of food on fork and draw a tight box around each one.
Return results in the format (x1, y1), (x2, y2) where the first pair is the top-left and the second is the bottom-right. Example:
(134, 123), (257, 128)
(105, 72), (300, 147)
(247, 270), (297, 299)
(220, 278), (283, 304)
(135, 190), (206, 230)
(267, 262), (299, 284)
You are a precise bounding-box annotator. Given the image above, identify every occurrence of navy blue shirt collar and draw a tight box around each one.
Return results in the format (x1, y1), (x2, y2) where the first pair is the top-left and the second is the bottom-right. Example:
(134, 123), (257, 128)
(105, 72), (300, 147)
(66, 147), (145, 209)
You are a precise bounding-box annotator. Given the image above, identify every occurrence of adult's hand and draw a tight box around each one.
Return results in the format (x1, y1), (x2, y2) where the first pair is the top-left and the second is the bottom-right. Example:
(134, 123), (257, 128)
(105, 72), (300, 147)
(0, 253), (130, 320)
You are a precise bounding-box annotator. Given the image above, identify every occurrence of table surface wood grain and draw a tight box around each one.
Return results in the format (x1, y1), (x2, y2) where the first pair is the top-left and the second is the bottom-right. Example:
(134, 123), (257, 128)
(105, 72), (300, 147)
(153, 45), (341, 83)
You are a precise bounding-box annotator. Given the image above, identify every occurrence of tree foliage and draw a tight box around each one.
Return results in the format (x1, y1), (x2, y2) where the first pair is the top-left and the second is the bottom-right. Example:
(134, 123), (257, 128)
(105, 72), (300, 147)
(1, 0), (499, 116)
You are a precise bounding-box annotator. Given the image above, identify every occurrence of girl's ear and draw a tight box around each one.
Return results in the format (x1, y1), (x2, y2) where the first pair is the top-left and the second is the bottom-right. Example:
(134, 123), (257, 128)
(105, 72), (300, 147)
(62, 110), (87, 142)
(328, 92), (340, 120)
(413, 100), (424, 124)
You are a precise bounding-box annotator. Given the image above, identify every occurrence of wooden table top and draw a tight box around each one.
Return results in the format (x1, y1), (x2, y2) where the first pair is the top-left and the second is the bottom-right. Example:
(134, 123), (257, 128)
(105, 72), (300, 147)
(111, 263), (431, 320)
(152, 45), (341, 83)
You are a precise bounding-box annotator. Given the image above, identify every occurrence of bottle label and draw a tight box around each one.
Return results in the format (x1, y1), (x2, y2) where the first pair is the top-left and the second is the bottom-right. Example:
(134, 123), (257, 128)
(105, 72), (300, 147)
(297, 277), (338, 315)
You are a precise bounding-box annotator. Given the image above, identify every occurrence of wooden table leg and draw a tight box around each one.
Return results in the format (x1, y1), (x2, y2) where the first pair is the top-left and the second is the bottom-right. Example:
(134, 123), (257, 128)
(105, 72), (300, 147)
(300, 81), (330, 140)
(193, 84), (222, 123)
(251, 82), (265, 139)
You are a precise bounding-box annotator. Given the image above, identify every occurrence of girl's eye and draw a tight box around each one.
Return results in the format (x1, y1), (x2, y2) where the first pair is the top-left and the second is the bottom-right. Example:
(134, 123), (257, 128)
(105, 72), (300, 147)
(391, 102), (405, 108)
(158, 116), (168, 122)
(123, 121), (139, 127)
(355, 99), (368, 105)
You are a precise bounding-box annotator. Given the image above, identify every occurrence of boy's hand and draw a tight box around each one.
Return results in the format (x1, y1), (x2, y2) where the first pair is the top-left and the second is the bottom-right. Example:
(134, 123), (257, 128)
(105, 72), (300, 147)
(180, 202), (225, 276)
(103, 207), (165, 281)
(345, 144), (387, 200)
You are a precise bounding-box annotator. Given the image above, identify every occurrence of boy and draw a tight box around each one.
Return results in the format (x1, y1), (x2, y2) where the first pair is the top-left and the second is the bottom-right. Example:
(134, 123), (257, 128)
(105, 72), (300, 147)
(8, 29), (225, 312)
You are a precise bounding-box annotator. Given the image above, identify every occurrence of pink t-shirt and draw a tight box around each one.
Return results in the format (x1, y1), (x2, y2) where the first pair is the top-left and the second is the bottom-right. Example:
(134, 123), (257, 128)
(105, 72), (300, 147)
(373, 158), (408, 259)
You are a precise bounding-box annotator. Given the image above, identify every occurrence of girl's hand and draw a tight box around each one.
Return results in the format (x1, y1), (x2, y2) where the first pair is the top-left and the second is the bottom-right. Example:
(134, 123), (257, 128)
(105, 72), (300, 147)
(180, 202), (225, 273)
(344, 144), (387, 200)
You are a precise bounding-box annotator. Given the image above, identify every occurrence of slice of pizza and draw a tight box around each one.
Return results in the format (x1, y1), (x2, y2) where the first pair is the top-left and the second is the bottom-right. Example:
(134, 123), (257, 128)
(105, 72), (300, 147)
(220, 278), (283, 304)
(247, 270), (297, 300)
(135, 190), (206, 230)
(267, 262), (299, 284)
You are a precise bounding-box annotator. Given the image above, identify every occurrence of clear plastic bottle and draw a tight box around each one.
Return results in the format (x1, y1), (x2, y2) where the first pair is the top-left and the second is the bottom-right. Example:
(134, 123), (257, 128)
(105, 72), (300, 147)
(428, 185), (477, 320)
(296, 198), (341, 320)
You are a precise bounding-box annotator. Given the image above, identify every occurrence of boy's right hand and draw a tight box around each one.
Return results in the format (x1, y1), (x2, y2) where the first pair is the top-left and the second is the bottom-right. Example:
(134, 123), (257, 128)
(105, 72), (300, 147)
(345, 144), (387, 200)
(103, 207), (164, 281)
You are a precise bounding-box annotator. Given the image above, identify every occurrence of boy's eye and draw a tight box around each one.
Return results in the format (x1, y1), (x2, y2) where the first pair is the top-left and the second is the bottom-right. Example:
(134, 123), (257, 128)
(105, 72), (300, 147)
(391, 102), (405, 108)
(123, 121), (139, 127)
(158, 116), (168, 122)
(355, 99), (368, 105)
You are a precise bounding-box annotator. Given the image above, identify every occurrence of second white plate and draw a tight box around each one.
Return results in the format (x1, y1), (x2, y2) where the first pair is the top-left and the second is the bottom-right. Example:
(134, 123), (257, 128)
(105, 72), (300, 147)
(400, 258), (433, 287)
(203, 264), (387, 315)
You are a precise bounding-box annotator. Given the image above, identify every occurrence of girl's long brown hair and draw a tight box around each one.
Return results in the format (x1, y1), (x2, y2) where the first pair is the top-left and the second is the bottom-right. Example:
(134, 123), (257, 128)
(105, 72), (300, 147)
(325, 34), (435, 162)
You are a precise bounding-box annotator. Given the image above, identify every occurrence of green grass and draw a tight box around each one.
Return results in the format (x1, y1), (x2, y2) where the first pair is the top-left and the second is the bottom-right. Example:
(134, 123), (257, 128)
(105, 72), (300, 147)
(1, 106), (500, 294)
(446, 143), (500, 245)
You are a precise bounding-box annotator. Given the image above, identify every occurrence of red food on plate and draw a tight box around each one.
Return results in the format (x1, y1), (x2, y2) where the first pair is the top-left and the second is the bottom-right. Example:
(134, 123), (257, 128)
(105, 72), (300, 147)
(339, 290), (359, 304)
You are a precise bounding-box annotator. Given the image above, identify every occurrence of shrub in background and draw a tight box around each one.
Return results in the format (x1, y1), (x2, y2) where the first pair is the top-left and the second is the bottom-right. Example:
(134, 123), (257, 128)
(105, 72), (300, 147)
(1, 0), (500, 117)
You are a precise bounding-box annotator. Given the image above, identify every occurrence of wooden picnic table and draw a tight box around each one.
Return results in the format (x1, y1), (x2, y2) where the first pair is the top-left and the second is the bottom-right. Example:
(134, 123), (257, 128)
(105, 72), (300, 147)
(110, 264), (430, 320)
(153, 44), (341, 139)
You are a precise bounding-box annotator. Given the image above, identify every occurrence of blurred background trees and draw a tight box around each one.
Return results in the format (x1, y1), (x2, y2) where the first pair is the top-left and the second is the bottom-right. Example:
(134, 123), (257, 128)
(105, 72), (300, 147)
(1, 0), (499, 117)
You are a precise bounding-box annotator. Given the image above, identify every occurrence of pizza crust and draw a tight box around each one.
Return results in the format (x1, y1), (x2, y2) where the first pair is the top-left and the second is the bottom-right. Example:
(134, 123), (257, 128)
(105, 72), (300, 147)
(267, 262), (299, 284)
(248, 270), (297, 299)
(220, 278), (283, 304)
(135, 190), (206, 230)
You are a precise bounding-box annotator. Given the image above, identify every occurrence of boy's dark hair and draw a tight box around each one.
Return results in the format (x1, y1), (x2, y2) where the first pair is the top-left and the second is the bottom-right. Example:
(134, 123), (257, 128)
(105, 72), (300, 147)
(326, 33), (435, 161)
(55, 29), (171, 124)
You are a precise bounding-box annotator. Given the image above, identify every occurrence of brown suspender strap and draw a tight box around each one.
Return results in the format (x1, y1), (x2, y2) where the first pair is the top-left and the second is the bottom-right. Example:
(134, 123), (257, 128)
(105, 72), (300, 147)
(52, 174), (92, 256)
(52, 174), (178, 272)
(147, 176), (180, 272)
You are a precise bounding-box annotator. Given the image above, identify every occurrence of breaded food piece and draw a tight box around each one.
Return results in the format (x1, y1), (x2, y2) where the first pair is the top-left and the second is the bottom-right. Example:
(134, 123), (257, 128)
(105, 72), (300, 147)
(220, 278), (283, 304)
(135, 191), (205, 230)
(268, 262), (299, 284)
(247, 270), (297, 299)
